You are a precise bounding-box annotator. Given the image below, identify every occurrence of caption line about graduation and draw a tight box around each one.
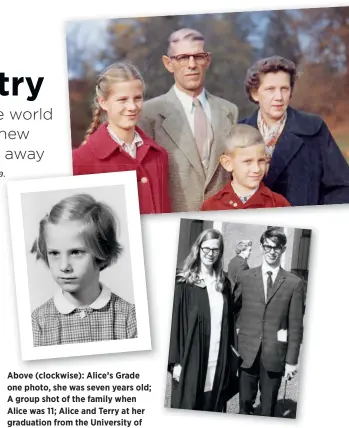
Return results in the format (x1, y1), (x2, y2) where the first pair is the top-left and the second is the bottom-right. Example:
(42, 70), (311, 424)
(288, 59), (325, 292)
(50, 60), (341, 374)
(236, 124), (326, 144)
(0, 73), (51, 178)
(6, 371), (150, 427)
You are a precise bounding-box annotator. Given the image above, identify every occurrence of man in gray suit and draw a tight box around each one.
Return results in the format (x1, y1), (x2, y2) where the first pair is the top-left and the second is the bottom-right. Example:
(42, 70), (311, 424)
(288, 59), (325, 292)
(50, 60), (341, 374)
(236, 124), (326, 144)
(138, 28), (238, 212)
(234, 228), (304, 417)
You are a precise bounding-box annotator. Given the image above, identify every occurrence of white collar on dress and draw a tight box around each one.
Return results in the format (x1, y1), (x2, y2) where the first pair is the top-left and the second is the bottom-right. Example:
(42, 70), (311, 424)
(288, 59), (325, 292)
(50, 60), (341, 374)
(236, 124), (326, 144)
(53, 283), (112, 314)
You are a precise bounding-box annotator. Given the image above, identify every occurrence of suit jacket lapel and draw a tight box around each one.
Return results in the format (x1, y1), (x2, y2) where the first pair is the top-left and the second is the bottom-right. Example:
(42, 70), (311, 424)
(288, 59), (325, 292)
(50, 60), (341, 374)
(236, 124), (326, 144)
(255, 107), (304, 188)
(161, 88), (205, 178)
(254, 267), (266, 304)
(243, 108), (305, 189)
(267, 267), (286, 304)
(205, 92), (234, 186)
(264, 133), (304, 189)
(243, 110), (258, 127)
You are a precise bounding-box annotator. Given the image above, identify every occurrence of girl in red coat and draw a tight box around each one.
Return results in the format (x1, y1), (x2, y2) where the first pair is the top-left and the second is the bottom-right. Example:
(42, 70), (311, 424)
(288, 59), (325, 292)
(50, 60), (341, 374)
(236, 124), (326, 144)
(73, 63), (171, 215)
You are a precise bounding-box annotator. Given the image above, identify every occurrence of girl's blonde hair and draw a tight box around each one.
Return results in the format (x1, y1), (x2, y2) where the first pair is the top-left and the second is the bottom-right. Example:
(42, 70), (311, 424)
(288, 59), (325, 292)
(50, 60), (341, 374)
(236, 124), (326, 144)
(83, 62), (145, 144)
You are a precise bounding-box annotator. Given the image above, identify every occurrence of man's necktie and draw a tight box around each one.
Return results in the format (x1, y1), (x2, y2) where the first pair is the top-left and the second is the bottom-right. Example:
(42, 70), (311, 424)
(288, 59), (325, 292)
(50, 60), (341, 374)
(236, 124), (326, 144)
(266, 271), (273, 301)
(193, 98), (213, 169)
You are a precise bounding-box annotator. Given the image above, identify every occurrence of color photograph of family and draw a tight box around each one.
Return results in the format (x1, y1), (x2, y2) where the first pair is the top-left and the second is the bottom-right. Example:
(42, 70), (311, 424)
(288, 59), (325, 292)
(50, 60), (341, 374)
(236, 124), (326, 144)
(66, 7), (349, 214)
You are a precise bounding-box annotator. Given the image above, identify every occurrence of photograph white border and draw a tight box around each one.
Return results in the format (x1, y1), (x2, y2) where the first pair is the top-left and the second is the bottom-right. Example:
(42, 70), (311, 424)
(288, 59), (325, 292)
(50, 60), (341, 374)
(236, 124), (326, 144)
(7, 170), (152, 361)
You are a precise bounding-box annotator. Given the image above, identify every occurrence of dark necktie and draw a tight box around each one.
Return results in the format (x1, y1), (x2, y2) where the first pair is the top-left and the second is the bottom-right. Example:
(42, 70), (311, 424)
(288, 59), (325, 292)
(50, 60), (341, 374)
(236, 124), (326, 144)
(266, 271), (273, 301)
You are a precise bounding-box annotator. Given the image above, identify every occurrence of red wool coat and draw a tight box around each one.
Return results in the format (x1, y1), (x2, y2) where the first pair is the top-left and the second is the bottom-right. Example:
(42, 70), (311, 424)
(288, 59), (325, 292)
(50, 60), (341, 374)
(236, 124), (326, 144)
(200, 181), (290, 211)
(72, 124), (171, 215)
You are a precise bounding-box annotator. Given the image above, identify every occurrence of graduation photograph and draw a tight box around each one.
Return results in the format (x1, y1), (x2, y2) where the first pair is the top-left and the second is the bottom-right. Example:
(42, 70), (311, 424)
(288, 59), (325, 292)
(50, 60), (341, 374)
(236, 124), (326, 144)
(165, 218), (311, 418)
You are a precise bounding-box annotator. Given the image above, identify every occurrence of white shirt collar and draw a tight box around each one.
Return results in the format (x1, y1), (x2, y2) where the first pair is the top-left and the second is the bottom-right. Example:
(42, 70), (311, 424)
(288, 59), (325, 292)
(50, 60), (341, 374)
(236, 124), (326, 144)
(173, 85), (207, 115)
(262, 261), (280, 278)
(107, 125), (143, 148)
(53, 283), (112, 314)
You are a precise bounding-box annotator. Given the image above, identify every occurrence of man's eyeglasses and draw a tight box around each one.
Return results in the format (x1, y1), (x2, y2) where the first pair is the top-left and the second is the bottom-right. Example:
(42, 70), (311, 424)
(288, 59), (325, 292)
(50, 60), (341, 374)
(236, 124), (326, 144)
(262, 244), (283, 254)
(201, 247), (220, 256)
(169, 52), (210, 66)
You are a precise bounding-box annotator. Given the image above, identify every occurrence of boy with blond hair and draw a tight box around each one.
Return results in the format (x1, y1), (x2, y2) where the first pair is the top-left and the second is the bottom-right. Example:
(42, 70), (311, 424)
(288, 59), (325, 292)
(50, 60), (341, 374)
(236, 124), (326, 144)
(200, 124), (290, 210)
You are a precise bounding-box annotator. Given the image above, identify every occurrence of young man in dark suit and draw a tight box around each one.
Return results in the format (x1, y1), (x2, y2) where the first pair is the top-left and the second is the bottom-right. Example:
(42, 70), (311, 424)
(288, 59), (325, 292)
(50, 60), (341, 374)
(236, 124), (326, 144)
(234, 227), (304, 417)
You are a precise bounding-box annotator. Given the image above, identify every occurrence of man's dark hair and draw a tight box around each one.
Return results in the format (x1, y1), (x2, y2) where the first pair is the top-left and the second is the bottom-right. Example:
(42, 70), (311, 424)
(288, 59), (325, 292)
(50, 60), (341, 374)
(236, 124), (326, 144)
(260, 227), (287, 247)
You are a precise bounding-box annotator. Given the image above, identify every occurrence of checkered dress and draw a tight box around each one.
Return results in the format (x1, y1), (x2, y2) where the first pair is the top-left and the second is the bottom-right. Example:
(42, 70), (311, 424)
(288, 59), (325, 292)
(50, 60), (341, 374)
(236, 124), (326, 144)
(32, 292), (137, 347)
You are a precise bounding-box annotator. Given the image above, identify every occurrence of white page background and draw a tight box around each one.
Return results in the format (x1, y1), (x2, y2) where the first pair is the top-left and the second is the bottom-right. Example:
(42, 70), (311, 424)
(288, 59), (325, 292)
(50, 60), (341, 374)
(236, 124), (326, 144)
(1, 1), (348, 427)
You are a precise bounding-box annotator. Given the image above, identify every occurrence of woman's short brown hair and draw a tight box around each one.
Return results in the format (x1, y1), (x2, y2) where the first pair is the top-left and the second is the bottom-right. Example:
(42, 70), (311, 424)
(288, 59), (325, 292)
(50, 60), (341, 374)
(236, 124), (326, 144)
(245, 56), (297, 104)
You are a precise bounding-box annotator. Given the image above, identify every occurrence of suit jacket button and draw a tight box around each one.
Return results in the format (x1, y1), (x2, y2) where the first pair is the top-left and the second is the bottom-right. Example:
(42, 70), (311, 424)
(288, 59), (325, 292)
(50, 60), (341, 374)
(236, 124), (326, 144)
(229, 200), (234, 205)
(233, 202), (238, 207)
(141, 177), (148, 184)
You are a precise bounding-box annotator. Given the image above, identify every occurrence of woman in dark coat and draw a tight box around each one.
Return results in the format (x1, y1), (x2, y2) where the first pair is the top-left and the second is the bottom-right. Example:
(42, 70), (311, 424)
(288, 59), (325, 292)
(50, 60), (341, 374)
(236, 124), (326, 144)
(241, 56), (349, 206)
(168, 229), (237, 412)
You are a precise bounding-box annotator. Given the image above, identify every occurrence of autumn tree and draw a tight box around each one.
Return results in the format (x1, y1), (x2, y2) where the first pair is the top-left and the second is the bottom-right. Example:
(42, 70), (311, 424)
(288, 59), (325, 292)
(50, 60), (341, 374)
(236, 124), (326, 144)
(261, 10), (302, 65)
(291, 7), (349, 127)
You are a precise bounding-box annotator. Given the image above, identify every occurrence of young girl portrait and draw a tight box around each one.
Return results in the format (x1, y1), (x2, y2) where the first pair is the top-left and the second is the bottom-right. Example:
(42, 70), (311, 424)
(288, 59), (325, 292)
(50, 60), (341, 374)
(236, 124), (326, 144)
(29, 190), (137, 347)
(72, 62), (171, 215)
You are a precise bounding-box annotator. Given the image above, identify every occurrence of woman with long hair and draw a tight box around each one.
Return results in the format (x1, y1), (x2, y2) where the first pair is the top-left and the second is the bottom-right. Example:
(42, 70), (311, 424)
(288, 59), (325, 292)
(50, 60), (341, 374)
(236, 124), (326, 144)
(168, 229), (237, 411)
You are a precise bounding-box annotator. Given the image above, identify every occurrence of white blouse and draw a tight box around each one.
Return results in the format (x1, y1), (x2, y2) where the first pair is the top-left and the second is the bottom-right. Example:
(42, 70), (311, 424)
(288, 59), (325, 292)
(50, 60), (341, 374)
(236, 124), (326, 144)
(203, 277), (224, 392)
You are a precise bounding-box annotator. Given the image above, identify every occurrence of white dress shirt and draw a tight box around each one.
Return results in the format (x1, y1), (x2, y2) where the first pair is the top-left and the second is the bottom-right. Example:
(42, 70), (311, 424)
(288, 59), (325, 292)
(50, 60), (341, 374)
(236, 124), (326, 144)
(203, 277), (223, 392)
(261, 262), (280, 302)
(173, 85), (212, 135)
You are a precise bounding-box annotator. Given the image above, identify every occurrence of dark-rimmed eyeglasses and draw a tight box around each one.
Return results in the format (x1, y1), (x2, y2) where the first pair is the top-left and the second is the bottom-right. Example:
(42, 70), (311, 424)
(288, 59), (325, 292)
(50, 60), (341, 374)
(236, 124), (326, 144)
(201, 247), (220, 256)
(169, 52), (210, 66)
(262, 244), (283, 254)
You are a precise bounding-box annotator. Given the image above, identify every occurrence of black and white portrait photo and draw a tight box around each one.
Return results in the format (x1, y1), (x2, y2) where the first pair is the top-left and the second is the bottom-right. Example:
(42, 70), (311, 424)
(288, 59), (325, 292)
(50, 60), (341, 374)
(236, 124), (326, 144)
(7, 171), (151, 360)
(166, 218), (311, 418)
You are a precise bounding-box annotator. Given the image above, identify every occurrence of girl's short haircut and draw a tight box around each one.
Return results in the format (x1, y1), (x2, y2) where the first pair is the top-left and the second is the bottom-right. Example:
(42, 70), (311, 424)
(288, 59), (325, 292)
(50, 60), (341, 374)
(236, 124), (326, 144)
(31, 194), (123, 271)
(224, 124), (265, 154)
